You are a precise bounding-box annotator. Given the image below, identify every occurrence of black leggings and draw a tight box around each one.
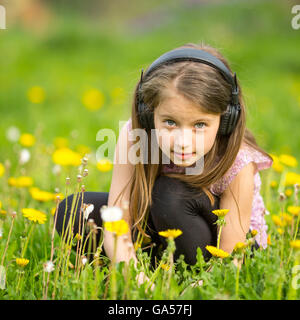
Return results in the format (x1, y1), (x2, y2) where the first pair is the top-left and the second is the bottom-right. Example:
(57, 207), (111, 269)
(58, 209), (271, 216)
(55, 175), (258, 267)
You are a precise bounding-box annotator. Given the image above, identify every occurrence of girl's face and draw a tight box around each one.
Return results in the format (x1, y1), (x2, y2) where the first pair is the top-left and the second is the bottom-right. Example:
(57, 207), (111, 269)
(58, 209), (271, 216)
(153, 88), (221, 167)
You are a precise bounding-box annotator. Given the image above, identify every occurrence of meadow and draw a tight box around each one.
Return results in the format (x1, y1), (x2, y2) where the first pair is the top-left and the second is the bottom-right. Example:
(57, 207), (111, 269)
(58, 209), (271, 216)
(0, 0), (300, 300)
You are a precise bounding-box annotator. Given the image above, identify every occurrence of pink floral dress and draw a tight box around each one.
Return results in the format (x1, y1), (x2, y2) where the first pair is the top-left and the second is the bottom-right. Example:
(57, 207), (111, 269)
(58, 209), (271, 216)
(125, 118), (273, 248)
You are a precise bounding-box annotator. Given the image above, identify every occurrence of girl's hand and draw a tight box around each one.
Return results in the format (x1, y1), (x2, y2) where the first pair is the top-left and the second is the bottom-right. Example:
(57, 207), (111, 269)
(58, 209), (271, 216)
(136, 271), (155, 291)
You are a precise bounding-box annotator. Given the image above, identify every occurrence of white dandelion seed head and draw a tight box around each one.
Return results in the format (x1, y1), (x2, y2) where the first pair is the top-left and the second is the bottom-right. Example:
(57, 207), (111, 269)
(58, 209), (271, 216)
(52, 164), (61, 175)
(82, 157), (88, 165)
(83, 169), (88, 177)
(43, 261), (55, 273)
(82, 204), (94, 220)
(100, 206), (123, 222)
(11, 211), (17, 218)
(19, 149), (31, 164)
(81, 256), (88, 265)
(6, 126), (20, 142)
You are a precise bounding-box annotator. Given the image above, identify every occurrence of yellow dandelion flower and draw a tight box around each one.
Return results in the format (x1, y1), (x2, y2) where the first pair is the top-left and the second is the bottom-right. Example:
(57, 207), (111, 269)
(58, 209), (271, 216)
(284, 172), (300, 187)
(53, 137), (69, 149)
(280, 212), (293, 225)
(8, 177), (18, 187)
(76, 144), (91, 157)
(158, 229), (183, 239)
(96, 159), (113, 172)
(205, 245), (230, 259)
(8, 176), (34, 188)
(161, 264), (170, 271)
(16, 258), (29, 267)
(50, 207), (57, 216)
(82, 88), (104, 111)
(212, 209), (229, 217)
(271, 215), (286, 227)
(287, 206), (300, 216)
(0, 163), (5, 177)
(233, 242), (246, 253)
(27, 86), (45, 104)
(17, 176), (34, 188)
(277, 228), (284, 235)
(267, 234), (272, 245)
(52, 147), (82, 166)
(19, 133), (36, 147)
(104, 219), (129, 236)
(54, 192), (64, 201)
(279, 154), (298, 168)
(134, 242), (141, 251)
(285, 189), (293, 197)
(270, 180), (278, 188)
(290, 240), (300, 250)
(270, 154), (284, 173)
(251, 229), (258, 237)
(0, 200), (7, 215)
(29, 187), (55, 202)
(22, 208), (47, 224)
(74, 233), (82, 241)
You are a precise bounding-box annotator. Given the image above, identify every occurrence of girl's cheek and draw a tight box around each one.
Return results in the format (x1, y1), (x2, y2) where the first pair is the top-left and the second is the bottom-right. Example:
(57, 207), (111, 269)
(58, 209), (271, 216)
(203, 132), (217, 154)
(159, 132), (173, 154)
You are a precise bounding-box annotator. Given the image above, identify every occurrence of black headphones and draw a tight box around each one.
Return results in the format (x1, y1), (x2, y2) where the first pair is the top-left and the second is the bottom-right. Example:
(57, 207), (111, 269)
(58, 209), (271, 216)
(137, 48), (241, 136)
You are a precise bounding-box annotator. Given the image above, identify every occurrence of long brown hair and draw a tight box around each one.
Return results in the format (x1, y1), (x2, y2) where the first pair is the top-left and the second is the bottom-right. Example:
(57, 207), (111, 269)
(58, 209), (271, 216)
(115, 42), (272, 241)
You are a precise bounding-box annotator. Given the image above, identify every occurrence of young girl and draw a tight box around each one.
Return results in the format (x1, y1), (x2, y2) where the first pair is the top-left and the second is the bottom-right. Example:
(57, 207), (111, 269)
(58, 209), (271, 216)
(55, 42), (273, 284)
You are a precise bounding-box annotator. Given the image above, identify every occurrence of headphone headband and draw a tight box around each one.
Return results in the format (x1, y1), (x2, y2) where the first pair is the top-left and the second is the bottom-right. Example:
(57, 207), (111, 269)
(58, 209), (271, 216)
(140, 48), (239, 105)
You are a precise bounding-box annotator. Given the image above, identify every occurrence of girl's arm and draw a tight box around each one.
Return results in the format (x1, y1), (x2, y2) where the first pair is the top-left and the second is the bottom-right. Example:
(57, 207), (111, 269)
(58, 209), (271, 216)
(218, 162), (255, 254)
(105, 121), (138, 265)
(105, 122), (154, 289)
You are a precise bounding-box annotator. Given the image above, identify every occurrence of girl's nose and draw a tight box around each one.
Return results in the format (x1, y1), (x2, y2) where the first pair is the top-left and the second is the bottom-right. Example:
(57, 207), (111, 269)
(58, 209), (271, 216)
(173, 128), (194, 152)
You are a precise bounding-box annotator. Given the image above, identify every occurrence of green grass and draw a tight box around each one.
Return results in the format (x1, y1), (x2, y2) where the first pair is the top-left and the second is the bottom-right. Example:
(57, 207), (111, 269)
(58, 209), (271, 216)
(0, 0), (300, 300)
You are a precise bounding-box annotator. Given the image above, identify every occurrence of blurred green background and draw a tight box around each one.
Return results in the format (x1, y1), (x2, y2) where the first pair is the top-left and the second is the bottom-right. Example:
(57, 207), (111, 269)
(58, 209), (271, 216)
(0, 0), (299, 192)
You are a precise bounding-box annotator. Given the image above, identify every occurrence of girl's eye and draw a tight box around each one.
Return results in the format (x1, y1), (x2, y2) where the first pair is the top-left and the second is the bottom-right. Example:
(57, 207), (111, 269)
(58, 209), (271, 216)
(164, 120), (206, 129)
(195, 122), (206, 129)
(164, 120), (176, 127)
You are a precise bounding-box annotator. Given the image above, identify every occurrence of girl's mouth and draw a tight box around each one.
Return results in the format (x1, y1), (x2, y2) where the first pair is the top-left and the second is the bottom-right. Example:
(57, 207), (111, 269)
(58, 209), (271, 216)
(173, 151), (196, 160)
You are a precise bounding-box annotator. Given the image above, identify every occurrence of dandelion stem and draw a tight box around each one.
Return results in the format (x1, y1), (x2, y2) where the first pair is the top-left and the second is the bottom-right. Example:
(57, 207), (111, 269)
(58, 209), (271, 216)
(75, 188), (85, 273)
(110, 234), (118, 300)
(21, 223), (36, 258)
(217, 225), (223, 250)
(43, 200), (60, 300)
(166, 248), (174, 299)
(235, 263), (240, 299)
(1, 215), (16, 265)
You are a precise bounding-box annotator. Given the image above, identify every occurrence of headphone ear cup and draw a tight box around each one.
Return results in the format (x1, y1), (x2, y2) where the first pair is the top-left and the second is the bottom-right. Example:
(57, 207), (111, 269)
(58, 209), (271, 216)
(219, 106), (232, 135)
(219, 104), (240, 135)
(138, 101), (153, 130)
(229, 105), (239, 132)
